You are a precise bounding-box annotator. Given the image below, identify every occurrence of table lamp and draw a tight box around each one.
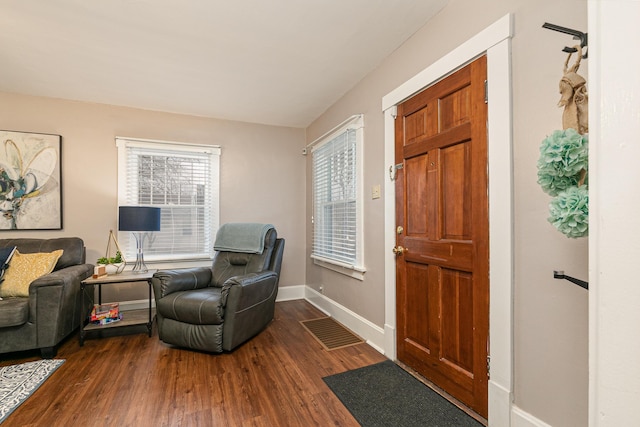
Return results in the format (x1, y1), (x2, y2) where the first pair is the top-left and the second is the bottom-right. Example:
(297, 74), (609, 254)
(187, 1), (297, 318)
(118, 206), (161, 273)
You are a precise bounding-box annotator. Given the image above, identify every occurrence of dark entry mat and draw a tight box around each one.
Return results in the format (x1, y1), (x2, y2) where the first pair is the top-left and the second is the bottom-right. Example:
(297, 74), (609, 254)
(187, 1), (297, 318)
(323, 360), (485, 427)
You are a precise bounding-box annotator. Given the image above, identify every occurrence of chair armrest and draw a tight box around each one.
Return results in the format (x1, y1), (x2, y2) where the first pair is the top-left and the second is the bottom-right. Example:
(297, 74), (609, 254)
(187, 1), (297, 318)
(152, 267), (212, 299)
(221, 271), (278, 351)
(221, 271), (278, 312)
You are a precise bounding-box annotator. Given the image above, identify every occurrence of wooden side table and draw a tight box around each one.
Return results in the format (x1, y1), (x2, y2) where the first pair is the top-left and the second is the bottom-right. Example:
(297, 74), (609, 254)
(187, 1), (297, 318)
(79, 270), (156, 346)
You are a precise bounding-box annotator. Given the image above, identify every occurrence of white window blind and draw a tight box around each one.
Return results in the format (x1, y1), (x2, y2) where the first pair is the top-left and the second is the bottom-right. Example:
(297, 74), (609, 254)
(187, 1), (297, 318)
(116, 138), (220, 262)
(311, 115), (364, 273)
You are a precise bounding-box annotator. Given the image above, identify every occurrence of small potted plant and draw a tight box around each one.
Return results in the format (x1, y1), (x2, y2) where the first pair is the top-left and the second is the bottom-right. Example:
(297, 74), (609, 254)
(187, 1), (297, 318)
(97, 251), (125, 275)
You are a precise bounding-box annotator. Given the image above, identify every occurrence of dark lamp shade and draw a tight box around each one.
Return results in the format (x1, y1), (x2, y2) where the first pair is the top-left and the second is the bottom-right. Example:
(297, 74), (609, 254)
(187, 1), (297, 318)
(118, 206), (161, 232)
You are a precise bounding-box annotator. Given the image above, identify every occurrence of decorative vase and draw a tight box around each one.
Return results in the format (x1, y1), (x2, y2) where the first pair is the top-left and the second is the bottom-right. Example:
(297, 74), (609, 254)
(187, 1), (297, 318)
(101, 263), (125, 275)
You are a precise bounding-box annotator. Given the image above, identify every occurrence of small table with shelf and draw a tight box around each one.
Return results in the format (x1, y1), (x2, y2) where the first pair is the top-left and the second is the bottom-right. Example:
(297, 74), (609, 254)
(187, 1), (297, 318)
(79, 270), (156, 346)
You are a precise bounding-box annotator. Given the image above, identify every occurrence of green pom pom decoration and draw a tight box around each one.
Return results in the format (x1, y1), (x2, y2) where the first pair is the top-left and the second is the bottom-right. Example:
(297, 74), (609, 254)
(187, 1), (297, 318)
(537, 129), (588, 196)
(537, 164), (580, 196)
(548, 185), (589, 238)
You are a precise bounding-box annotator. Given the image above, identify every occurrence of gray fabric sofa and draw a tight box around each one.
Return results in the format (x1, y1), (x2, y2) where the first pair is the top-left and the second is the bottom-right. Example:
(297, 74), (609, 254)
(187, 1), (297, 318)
(0, 237), (94, 358)
(152, 227), (284, 353)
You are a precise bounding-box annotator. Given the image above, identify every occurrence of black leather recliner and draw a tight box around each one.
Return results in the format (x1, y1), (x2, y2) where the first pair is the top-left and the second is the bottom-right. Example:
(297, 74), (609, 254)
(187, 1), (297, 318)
(151, 227), (284, 353)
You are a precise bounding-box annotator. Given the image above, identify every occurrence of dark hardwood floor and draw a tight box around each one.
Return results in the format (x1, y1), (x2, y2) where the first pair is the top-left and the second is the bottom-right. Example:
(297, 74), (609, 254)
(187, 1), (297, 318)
(0, 300), (387, 426)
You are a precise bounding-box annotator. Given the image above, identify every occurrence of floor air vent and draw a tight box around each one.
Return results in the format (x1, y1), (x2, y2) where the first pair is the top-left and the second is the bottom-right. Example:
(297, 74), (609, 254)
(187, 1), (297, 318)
(300, 317), (364, 351)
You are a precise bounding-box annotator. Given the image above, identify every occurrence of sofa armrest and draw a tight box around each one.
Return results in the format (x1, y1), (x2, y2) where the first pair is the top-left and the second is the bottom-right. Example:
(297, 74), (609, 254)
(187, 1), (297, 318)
(27, 263), (94, 348)
(152, 267), (212, 299)
(29, 264), (94, 291)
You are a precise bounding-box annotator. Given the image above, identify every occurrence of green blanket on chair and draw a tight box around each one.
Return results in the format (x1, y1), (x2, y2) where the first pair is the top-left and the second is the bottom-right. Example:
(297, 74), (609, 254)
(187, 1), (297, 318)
(213, 223), (274, 254)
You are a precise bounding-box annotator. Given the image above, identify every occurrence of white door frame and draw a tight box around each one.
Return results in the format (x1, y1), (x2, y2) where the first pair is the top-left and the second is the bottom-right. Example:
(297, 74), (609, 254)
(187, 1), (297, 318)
(588, 1), (640, 425)
(382, 14), (514, 426)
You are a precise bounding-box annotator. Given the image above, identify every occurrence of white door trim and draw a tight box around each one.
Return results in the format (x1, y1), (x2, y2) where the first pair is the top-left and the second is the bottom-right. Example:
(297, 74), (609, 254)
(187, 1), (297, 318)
(588, 1), (640, 425)
(382, 14), (514, 426)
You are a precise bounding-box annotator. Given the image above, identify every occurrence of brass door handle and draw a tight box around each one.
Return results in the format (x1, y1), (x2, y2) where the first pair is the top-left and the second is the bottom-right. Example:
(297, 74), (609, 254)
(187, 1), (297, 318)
(392, 246), (405, 255)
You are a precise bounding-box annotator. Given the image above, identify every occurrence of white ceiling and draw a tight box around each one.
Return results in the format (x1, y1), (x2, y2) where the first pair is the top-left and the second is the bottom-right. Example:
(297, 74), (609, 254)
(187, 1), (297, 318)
(0, 0), (447, 128)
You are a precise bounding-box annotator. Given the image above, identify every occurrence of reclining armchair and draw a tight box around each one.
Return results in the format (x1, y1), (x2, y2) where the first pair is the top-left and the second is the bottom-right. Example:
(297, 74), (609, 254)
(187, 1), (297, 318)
(152, 224), (284, 353)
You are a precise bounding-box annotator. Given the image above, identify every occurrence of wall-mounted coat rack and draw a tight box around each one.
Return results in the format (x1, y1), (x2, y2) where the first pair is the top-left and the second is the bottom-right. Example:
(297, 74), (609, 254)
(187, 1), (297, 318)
(554, 270), (588, 290)
(542, 22), (588, 58)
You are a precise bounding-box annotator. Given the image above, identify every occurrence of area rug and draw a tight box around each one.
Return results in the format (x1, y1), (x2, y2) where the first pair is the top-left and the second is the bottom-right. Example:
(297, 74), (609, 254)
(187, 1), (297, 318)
(0, 359), (65, 423)
(323, 360), (484, 427)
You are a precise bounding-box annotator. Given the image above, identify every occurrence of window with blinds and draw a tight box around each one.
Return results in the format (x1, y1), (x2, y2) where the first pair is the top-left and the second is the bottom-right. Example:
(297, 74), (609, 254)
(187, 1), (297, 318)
(311, 115), (364, 275)
(116, 138), (220, 262)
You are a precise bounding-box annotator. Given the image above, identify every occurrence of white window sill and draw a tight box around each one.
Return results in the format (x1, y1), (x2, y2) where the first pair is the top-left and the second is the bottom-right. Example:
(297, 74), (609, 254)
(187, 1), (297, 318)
(312, 257), (366, 281)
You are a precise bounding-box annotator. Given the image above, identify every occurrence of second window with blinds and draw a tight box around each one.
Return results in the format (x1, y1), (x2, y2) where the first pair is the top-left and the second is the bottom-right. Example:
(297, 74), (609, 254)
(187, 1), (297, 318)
(311, 115), (365, 279)
(116, 137), (220, 263)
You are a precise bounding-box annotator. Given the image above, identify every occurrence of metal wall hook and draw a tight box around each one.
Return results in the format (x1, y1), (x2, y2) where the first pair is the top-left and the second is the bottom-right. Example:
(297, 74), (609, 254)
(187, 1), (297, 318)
(542, 22), (588, 59)
(553, 270), (588, 290)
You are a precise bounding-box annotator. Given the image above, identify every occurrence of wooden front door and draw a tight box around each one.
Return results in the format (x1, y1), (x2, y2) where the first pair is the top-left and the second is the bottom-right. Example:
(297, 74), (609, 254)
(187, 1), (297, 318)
(394, 55), (489, 417)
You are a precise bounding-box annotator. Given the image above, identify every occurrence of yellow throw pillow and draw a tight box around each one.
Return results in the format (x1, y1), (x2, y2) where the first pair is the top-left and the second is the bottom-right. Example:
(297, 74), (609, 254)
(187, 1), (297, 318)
(0, 250), (64, 297)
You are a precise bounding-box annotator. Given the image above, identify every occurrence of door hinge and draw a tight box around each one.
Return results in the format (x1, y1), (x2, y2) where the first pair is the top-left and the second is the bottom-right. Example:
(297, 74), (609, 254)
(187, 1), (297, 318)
(487, 355), (491, 378)
(484, 80), (488, 104)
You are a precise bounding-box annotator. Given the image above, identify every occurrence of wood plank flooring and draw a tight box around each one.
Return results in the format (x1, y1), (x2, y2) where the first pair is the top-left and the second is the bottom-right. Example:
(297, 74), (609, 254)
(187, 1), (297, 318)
(0, 300), (387, 427)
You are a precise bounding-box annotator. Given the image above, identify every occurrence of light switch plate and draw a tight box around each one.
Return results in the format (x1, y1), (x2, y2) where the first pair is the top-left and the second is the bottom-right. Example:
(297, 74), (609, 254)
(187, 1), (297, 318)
(372, 184), (381, 199)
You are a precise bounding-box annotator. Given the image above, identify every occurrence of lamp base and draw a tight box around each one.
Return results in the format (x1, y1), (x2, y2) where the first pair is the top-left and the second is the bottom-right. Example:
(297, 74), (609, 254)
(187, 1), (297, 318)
(131, 252), (148, 273)
(131, 232), (149, 273)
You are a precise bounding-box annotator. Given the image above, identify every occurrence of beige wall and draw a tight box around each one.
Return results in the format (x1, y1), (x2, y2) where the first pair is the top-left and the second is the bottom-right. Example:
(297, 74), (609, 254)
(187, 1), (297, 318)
(0, 1), (592, 423)
(0, 91), (307, 301)
(306, 0), (588, 426)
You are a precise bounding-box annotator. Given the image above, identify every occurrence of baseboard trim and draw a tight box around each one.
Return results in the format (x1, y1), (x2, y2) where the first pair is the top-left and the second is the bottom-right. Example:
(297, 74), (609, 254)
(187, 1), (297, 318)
(303, 287), (385, 354)
(511, 405), (552, 427)
(384, 323), (396, 360)
(489, 380), (512, 427)
(276, 285), (305, 302)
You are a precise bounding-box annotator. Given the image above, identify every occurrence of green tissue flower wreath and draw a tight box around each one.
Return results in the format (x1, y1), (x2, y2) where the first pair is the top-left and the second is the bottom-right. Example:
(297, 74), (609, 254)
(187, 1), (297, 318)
(548, 185), (589, 238)
(537, 129), (588, 196)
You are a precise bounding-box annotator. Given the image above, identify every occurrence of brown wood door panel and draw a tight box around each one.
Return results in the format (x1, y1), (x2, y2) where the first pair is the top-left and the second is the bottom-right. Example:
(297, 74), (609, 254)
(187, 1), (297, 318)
(440, 84), (472, 131)
(400, 65), (472, 117)
(403, 238), (474, 272)
(405, 155), (429, 236)
(403, 122), (471, 159)
(404, 104), (438, 146)
(441, 140), (472, 240)
(401, 262), (432, 354)
(440, 268), (474, 374)
(395, 55), (488, 418)
(399, 265), (476, 381)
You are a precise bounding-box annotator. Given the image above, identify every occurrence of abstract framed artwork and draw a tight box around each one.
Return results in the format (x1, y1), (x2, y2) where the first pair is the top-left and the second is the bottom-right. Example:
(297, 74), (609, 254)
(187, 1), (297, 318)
(0, 130), (62, 230)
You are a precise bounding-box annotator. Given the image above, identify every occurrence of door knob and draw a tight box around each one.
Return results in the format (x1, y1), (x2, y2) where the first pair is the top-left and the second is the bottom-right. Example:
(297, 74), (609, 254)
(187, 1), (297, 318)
(392, 246), (405, 255)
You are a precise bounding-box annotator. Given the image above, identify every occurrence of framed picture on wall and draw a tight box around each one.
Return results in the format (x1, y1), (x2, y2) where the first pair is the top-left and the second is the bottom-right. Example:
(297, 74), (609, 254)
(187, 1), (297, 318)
(0, 130), (62, 230)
